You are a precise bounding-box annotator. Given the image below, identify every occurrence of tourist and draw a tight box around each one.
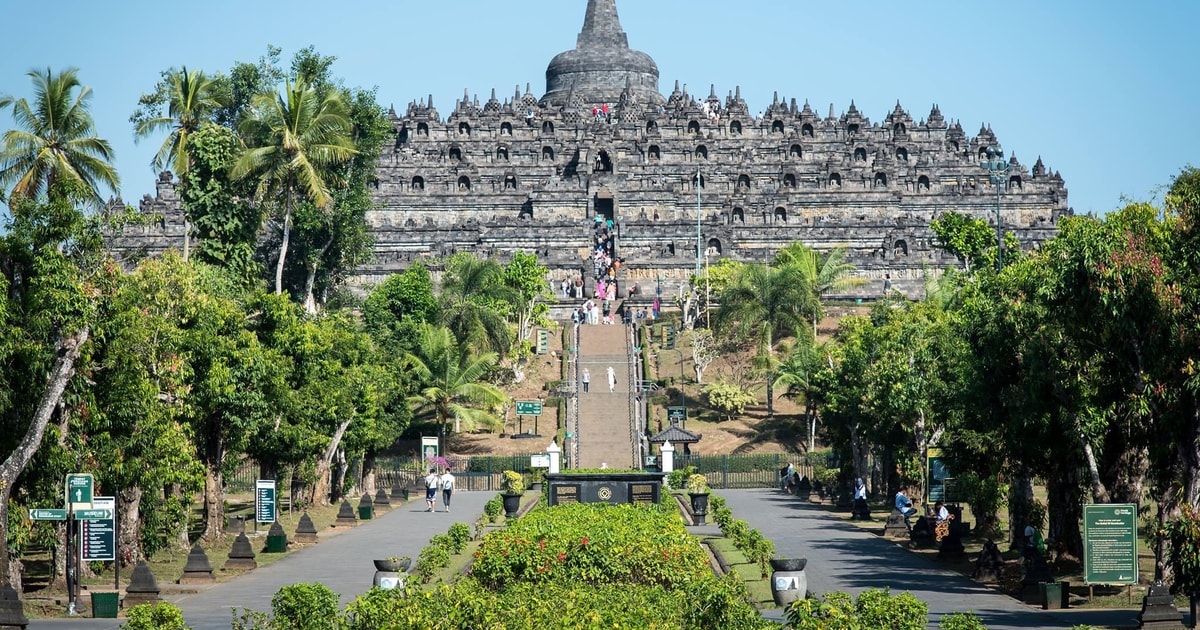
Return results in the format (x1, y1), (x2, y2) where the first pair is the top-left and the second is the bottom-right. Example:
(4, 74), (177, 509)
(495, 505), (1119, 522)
(894, 487), (917, 529)
(652, 297), (660, 319)
(933, 500), (949, 524)
(606, 366), (617, 392)
(780, 462), (794, 491)
(440, 468), (455, 512)
(582, 368), (590, 393)
(424, 468), (440, 512)
(854, 477), (867, 501)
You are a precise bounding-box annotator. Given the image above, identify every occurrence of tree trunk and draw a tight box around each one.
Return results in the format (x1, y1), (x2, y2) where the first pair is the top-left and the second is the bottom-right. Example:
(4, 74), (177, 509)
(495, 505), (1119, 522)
(1047, 465), (1084, 557)
(275, 191), (293, 296)
(306, 417), (353, 506)
(168, 484), (190, 549)
(1080, 437), (1111, 503)
(333, 448), (348, 502)
(0, 327), (89, 588)
(201, 461), (224, 543)
(1008, 466), (1034, 551)
(118, 486), (143, 566)
(848, 421), (869, 492)
(362, 451), (378, 496)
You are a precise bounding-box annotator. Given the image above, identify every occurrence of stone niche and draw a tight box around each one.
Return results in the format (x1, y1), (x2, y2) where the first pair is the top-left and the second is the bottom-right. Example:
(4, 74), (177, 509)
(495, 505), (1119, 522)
(546, 472), (664, 506)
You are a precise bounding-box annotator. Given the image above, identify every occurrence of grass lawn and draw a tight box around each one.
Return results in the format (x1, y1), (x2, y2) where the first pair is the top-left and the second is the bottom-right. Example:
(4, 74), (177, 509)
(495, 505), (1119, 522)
(705, 536), (775, 607)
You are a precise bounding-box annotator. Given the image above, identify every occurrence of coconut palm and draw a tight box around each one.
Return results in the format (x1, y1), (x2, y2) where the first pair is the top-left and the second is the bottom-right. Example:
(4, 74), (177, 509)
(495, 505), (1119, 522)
(405, 323), (508, 437)
(132, 66), (227, 177)
(0, 68), (119, 206)
(439, 255), (516, 356)
(231, 78), (355, 296)
(715, 262), (811, 416)
(774, 243), (864, 335)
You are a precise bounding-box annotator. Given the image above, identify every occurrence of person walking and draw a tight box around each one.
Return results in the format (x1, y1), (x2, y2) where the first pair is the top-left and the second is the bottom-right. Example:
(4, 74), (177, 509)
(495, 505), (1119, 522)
(423, 468), (440, 512)
(582, 368), (590, 393)
(606, 366), (617, 393)
(439, 468), (455, 512)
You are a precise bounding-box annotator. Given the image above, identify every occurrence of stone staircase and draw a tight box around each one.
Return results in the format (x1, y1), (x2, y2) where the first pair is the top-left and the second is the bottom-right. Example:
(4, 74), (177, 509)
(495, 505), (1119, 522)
(576, 324), (636, 469)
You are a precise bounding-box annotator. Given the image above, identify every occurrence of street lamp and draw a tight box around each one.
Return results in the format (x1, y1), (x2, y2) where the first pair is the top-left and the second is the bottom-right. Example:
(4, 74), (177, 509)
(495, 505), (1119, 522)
(981, 147), (1012, 272)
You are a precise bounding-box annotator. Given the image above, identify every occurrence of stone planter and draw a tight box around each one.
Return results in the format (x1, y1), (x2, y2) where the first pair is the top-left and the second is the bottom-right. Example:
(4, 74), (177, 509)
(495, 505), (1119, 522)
(770, 557), (808, 606)
(373, 558), (411, 573)
(689, 492), (710, 525)
(530, 482), (544, 492)
(502, 493), (522, 518)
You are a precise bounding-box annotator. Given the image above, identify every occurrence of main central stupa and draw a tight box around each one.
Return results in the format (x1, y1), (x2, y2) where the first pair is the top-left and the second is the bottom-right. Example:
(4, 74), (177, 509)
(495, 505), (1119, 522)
(542, 0), (666, 108)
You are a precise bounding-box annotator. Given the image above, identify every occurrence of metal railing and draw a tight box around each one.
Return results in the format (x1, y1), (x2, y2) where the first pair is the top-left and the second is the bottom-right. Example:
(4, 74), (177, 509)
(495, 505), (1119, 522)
(675, 453), (815, 489)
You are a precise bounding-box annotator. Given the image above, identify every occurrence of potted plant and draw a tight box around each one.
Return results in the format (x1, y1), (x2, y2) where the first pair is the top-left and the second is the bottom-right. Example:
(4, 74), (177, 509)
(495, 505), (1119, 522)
(529, 468), (546, 492)
(373, 555), (411, 572)
(686, 473), (710, 525)
(501, 470), (525, 518)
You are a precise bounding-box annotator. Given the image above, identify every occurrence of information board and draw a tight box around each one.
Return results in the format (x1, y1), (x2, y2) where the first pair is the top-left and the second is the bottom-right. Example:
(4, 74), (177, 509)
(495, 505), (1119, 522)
(530, 454), (550, 468)
(65, 473), (94, 510)
(516, 401), (543, 416)
(421, 436), (438, 459)
(255, 480), (277, 524)
(80, 496), (116, 562)
(667, 407), (687, 423)
(1083, 503), (1138, 585)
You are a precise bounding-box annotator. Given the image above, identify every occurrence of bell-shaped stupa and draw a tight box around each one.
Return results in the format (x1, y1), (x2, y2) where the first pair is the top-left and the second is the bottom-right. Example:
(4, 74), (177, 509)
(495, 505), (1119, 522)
(543, 0), (664, 108)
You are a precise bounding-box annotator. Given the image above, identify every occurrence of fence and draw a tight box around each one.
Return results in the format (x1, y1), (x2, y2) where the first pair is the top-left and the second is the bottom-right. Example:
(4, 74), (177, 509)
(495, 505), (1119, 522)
(377, 454), (544, 493)
(675, 453), (823, 490)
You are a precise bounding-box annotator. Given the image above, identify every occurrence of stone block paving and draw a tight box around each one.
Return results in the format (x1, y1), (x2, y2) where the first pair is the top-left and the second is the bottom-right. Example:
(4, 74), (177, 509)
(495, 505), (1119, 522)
(718, 489), (1144, 629)
(576, 324), (635, 469)
(27, 491), (494, 630)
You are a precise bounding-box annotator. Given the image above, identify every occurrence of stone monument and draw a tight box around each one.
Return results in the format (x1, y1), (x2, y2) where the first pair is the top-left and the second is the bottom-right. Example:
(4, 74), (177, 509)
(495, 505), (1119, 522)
(374, 488), (391, 510)
(178, 544), (215, 584)
(1136, 581), (1184, 629)
(122, 561), (161, 608)
(0, 584), (28, 629)
(294, 512), (319, 544)
(335, 499), (358, 527)
(224, 533), (258, 570)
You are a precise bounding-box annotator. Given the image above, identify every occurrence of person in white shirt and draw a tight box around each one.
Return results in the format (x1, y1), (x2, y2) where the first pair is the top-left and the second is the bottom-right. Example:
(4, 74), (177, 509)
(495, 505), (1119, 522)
(423, 469), (440, 512)
(439, 468), (455, 512)
(606, 366), (617, 392)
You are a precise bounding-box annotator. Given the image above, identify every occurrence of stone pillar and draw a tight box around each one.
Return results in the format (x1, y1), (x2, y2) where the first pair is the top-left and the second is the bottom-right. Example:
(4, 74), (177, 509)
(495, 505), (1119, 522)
(661, 441), (675, 473)
(547, 441), (561, 474)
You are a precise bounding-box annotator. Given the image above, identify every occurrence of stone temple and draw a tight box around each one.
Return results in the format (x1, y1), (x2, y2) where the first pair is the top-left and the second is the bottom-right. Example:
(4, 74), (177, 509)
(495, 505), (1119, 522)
(112, 0), (1070, 299)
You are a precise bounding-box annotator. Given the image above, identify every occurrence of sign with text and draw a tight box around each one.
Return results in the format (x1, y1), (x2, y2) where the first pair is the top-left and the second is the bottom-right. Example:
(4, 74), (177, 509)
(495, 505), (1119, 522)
(530, 454), (550, 469)
(80, 497), (116, 562)
(515, 401), (543, 416)
(667, 407), (687, 424)
(65, 473), (94, 510)
(536, 329), (549, 355)
(1083, 503), (1138, 585)
(255, 480), (277, 524)
(29, 508), (67, 521)
(421, 436), (438, 459)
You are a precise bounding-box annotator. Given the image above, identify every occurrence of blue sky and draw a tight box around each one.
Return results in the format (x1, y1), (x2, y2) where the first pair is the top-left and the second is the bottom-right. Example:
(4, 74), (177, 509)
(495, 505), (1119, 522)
(1, 0), (1196, 216)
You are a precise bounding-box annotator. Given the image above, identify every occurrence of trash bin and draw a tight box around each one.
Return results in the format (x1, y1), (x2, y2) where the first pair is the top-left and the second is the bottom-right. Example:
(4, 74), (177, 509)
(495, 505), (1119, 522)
(358, 504), (373, 520)
(265, 533), (287, 553)
(91, 592), (119, 618)
(1059, 581), (1070, 609)
(1041, 581), (1063, 610)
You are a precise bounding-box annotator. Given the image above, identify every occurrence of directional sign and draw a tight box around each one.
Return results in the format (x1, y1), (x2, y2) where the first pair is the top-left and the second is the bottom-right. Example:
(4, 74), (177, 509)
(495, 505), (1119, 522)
(536, 329), (550, 355)
(1084, 504), (1138, 585)
(66, 473), (94, 510)
(29, 508), (67, 521)
(668, 406), (687, 424)
(74, 509), (112, 521)
(255, 480), (277, 524)
(80, 497), (116, 562)
(516, 401), (543, 416)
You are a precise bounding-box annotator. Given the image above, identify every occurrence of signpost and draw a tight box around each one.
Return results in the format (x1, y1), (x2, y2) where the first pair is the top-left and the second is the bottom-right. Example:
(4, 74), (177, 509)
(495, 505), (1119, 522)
(255, 480), (277, 524)
(65, 473), (94, 510)
(29, 508), (67, 521)
(421, 436), (439, 460)
(1083, 504), (1138, 585)
(80, 497), (116, 563)
(668, 406), (687, 424)
(536, 329), (550, 355)
(515, 401), (544, 438)
(530, 454), (550, 469)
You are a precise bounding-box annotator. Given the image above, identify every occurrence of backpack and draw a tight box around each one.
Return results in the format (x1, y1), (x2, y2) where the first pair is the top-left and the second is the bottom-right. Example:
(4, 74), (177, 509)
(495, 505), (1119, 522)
(1033, 528), (1046, 554)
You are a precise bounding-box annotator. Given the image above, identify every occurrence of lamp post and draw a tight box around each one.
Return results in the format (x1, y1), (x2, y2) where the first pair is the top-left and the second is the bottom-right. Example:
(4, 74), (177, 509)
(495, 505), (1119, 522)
(981, 147), (1012, 272)
(696, 166), (703, 280)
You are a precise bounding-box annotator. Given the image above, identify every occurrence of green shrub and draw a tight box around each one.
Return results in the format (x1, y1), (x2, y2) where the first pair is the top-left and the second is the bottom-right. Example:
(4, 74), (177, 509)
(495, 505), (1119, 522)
(702, 380), (757, 420)
(416, 544), (451, 584)
(787, 589), (929, 630)
(122, 602), (189, 630)
(484, 496), (503, 522)
(941, 611), (989, 630)
(270, 583), (340, 630)
(447, 522), (471, 553)
(502, 470), (525, 494)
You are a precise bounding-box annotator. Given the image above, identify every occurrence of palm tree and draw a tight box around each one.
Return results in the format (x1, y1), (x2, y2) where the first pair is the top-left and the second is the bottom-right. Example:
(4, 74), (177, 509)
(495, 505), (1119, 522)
(439, 255), (515, 355)
(775, 243), (864, 336)
(773, 337), (825, 451)
(133, 66), (227, 260)
(231, 78), (355, 296)
(405, 323), (508, 441)
(715, 262), (811, 416)
(0, 68), (119, 206)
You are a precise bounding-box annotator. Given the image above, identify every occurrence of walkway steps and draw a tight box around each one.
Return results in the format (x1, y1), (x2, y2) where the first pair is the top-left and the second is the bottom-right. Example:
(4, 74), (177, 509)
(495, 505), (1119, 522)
(576, 324), (636, 469)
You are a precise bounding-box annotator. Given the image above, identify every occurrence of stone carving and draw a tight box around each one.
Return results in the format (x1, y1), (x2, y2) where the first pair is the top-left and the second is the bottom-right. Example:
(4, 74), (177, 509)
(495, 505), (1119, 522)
(224, 533), (258, 571)
(294, 512), (319, 544)
(335, 499), (358, 527)
(178, 544), (215, 584)
(123, 561), (161, 607)
(0, 583), (29, 628)
(374, 488), (391, 510)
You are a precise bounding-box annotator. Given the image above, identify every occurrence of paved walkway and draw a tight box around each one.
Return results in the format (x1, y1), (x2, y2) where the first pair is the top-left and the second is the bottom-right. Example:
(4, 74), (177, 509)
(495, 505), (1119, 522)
(576, 324), (636, 469)
(28, 491), (493, 630)
(719, 489), (1143, 629)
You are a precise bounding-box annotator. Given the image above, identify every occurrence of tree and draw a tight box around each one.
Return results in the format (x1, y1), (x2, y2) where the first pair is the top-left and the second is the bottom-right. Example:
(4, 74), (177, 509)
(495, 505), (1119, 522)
(930, 212), (996, 271)
(231, 78), (355, 297)
(0, 68), (119, 206)
(180, 123), (263, 282)
(439, 254), (515, 356)
(774, 243), (863, 336)
(405, 323), (507, 438)
(715, 262), (810, 416)
(502, 251), (552, 352)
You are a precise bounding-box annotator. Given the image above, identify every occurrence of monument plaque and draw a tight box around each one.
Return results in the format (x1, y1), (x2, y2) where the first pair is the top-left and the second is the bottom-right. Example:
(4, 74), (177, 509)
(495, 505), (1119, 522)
(629, 483), (658, 505)
(551, 484), (581, 505)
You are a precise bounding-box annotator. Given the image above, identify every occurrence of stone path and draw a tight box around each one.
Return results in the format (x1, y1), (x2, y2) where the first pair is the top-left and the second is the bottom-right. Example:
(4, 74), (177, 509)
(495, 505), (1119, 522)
(718, 489), (1144, 629)
(576, 324), (636, 469)
(28, 491), (493, 630)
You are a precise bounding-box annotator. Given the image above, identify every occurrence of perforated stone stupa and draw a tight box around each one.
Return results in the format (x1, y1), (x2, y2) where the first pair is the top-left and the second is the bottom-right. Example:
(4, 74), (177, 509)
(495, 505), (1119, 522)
(108, 0), (1070, 299)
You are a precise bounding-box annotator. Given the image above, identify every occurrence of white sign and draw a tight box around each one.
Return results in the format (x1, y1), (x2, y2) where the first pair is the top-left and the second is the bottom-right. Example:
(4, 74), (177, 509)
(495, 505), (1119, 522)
(530, 454), (551, 469)
(421, 436), (439, 459)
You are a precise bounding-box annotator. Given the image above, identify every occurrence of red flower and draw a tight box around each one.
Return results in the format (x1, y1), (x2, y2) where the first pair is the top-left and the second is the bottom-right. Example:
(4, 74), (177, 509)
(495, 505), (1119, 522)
(557, 552), (566, 562)
(580, 537), (589, 546)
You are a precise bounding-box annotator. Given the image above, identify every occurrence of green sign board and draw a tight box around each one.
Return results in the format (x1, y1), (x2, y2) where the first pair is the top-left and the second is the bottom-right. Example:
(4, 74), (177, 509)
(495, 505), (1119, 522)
(65, 473), (94, 509)
(1083, 503), (1138, 585)
(256, 480), (277, 524)
(80, 497), (116, 562)
(667, 407), (687, 423)
(536, 329), (550, 355)
(29, 508), (67, 521)
(663, 324), (676, 350)
(516, 401), (543, 416)
(74, 509), (112, 521)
